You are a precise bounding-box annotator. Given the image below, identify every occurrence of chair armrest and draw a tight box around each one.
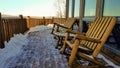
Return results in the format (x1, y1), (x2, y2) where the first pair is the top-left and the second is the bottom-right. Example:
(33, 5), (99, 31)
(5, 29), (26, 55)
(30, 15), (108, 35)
(67, 29), (85, 35)
(53, 23), (69, 29)
(75, 34), (101, 43)
(51, 23), (69, 34)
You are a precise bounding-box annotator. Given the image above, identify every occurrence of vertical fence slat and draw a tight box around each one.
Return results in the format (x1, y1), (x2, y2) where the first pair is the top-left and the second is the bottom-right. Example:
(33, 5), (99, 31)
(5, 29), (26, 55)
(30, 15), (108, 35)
(0, 13), (3, 48)
(26, 16), (30, 29)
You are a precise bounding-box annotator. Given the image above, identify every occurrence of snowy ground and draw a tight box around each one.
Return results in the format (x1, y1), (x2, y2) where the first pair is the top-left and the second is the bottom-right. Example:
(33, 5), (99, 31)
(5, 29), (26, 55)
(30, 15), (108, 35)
(0, 24), (119, 68)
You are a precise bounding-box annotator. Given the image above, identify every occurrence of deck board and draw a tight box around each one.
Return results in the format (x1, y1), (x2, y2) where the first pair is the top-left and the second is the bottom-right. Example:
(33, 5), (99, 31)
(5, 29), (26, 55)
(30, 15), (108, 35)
(5, 28), (69, 68)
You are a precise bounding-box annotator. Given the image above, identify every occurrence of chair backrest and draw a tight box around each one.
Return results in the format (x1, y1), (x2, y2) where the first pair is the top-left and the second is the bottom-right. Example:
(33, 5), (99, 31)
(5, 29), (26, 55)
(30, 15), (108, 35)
(58, 18), (76, 33)
(80, 17), (117, 57)
(51, 18), (76, 34)
(64, 18), (76, 29)
(53, 18), (66, 24)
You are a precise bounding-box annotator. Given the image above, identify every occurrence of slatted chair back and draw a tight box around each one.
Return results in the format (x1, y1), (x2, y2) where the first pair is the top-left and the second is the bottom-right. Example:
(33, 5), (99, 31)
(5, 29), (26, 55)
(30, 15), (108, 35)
(58, 18), (76, 32)
(51, 18), (76, 34)
(64, 18), (76, 29)
(80, 17), (117, 57)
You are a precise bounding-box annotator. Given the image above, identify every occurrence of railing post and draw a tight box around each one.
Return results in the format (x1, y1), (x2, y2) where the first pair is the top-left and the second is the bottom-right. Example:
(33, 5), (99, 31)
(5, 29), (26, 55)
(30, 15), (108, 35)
(19, 15), (28, 33)
(43, 17), (45, 25)
(0, 13), (4, 48)
(19, 15), (24, 33)
(26, 16), (30, 29)
(0, 13), (2, 48)
(52, 17), (54, 24)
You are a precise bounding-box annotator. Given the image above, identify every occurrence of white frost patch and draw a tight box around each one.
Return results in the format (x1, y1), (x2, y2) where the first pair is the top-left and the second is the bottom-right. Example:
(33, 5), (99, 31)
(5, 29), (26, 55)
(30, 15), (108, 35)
(98, 53), (120, 68)
(25, 25), (52, 35)
(47, 24), (54, 28)
(0, 33), (28, 68)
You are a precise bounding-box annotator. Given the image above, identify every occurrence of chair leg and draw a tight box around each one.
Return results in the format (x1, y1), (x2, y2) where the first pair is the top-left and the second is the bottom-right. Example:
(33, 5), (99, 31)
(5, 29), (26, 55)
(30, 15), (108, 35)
(51, 23), (55, 34)
(61, 41), (67, 54)
(55, 36), (60, 48)
(55, 40), (59, 48)
(61, 33), (69, 54)
(69, 39), (79, 67)
(60, 37), (64, 46)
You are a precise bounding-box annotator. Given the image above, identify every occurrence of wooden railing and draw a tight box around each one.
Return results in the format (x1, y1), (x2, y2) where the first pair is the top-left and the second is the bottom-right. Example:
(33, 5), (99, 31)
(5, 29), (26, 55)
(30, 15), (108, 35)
(0, 14), (28, 48)
(0, 13), (66, 48)
(26, 16), (66, 28)
(26, 16), (52, 28)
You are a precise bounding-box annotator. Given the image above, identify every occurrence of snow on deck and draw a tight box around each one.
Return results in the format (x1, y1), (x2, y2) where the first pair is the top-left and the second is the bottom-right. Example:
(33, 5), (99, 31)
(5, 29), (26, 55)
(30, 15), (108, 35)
(0, 25), (69, 68)
(0, 24), (120, 68)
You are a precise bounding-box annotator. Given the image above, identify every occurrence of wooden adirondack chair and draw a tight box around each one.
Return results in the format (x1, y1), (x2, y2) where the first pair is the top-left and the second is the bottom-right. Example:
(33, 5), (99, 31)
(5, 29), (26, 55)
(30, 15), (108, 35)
(61, 17), (117, 67)
(51, 18), (77, 48)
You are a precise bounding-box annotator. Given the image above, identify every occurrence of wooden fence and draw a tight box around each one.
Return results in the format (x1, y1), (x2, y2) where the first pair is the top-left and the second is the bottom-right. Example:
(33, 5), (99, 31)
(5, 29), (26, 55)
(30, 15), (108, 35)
(26, 16), (66, 28)
(0, 13), (66, 48)
(0, 14), (28, 48)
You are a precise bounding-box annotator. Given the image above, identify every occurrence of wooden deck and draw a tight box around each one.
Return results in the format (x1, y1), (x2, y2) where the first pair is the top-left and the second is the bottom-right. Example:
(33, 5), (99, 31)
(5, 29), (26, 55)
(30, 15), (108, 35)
(4, 28), (69, 68)
(2, 26), (119, 68)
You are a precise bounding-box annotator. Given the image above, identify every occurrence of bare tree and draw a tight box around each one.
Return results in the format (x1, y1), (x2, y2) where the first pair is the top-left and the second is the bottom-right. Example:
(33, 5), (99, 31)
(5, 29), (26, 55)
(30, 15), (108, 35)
(54, 0), (66, 18)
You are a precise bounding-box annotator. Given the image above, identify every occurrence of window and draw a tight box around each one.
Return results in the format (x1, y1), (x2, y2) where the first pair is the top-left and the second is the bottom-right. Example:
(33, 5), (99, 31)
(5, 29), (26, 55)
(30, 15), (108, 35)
(74, 0), (80, 18)
(103, 0), (120, 16)
(84, 0), (96, 17)
(68, 0), (72, 17)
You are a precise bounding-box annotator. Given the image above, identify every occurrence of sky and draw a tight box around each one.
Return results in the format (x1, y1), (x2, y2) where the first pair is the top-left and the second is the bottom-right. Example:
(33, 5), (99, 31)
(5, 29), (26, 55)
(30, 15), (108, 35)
(0, 0), (56, 16)
(1, 0), (120, 17)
